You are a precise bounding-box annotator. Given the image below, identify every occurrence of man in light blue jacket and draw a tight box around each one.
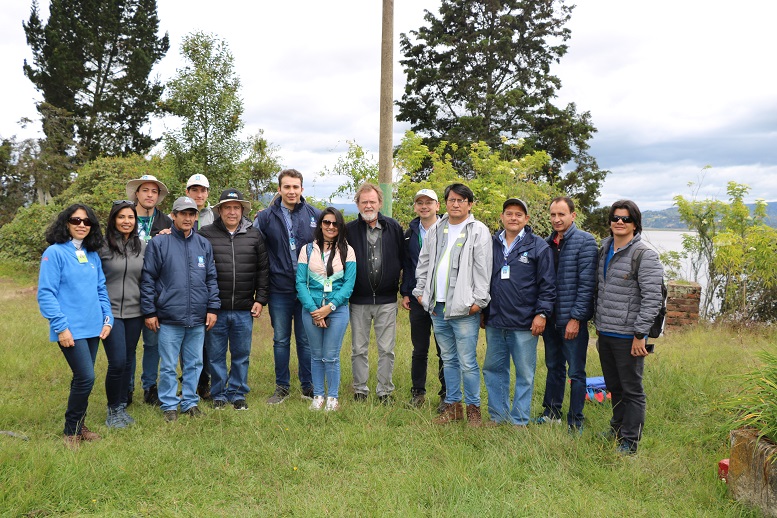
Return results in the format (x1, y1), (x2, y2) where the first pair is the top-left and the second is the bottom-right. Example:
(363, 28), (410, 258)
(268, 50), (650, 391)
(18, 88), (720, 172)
(413, 183), (493, 426)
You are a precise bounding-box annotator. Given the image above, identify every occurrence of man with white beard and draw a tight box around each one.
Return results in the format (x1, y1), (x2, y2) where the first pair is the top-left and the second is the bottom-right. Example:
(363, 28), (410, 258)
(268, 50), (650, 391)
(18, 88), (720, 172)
(345, 183), (404, 403)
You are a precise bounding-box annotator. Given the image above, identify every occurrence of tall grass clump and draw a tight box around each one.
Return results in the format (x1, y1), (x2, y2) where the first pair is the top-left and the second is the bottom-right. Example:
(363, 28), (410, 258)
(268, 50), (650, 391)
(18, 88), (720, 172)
(728, 350), (777, 446)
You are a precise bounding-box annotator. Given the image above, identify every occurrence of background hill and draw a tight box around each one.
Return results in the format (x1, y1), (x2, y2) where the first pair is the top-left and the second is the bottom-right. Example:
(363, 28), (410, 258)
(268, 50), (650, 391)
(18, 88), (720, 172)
(642, 202), (777, 229)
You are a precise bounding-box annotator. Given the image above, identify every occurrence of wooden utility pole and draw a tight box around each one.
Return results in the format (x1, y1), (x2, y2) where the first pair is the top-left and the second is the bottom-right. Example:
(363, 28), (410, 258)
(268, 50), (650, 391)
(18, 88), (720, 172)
(378, 0), (394, 216)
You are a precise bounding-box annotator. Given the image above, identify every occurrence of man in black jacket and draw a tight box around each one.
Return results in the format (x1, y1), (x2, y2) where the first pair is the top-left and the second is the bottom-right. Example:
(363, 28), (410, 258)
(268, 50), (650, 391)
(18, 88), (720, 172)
(125, 174), (173, 406)
(199, 189), (270, 410)
(346, 183), (404, 403)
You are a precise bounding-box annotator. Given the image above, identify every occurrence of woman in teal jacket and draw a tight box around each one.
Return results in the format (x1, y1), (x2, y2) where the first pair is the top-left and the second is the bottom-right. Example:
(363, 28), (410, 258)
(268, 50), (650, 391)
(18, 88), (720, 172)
(37, 204), (113, 448)
(296, 208), (356, 411)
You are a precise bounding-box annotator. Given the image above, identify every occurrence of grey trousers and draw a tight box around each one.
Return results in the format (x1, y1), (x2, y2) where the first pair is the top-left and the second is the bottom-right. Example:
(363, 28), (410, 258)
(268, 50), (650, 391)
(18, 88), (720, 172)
(350, 303), (397, 396)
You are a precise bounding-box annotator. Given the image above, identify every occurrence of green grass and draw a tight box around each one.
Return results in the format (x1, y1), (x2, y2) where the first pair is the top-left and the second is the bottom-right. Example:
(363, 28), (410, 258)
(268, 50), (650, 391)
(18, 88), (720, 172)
(0, 271), (771, 516)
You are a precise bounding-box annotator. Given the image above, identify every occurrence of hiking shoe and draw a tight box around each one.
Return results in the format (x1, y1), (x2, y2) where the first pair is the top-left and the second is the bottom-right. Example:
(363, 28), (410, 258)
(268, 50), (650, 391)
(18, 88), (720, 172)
(118, 404), (135, 425)
(106, 406), (128, 429)
(183, 405), (203, 417)
(163, 410), (178, 422)
(213, 400), (227, 410)
(378, 394), (394, 405)
(233, 399), (248, 411)
(63, 434), (80, 449)
(353, 393), (368, 402)
(301, 386), (314, 400)
(144, 385), (161, 406)
(616, 440), (638, 456)
(568, 424), (584, 437)
(309, 396), (325, 411)
(533, 415), (562, 425)
(433, 402), (464, 425)
(197, 384), (212, 401)
(436, 399), (448, 414)
(78, 424), (101, 441)
(466, 404), (482, 427)
(325, 397), (340, 412)
(408, 393), (426, 408)
(267, 386), (290, 405)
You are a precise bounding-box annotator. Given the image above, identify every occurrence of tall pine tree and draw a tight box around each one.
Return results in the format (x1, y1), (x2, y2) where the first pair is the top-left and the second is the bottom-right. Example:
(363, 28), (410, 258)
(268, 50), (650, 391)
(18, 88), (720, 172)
(397, 0), (607, 215)
(23, 0), (169, 160)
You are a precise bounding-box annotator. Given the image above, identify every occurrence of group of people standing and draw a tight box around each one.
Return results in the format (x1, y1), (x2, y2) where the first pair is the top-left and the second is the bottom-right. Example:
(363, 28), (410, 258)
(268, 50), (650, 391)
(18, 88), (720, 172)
(37, 167), (663, 456)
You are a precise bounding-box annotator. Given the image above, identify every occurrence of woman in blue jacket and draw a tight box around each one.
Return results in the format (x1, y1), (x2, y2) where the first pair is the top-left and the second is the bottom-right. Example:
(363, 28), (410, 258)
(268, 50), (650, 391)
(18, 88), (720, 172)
(37, 204), (113, 448)
(99, 201), (146, 428)
(296, 208), (356, 412)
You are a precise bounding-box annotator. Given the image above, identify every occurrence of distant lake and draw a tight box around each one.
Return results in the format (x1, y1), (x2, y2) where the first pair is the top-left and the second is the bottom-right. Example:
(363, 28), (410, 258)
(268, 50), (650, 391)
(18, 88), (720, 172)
(642, 228), (707, 287)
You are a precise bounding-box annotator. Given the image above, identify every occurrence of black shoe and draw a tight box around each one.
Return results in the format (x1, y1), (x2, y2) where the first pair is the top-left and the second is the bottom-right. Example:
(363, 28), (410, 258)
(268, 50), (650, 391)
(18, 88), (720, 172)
(301, 386), (314, 401)
(378, 394), (394, 405)
(408, 393), (426, 408)
(183, 405), (203, 417)
(267, 386), (290, 405)
(144, 385), (161, 406)
(213, 400), (227, 410)
(197, 384), (212, 401)
(233, 399), (248, 411)
(163, 410), (178, 422)
(354, 393), (368, 402)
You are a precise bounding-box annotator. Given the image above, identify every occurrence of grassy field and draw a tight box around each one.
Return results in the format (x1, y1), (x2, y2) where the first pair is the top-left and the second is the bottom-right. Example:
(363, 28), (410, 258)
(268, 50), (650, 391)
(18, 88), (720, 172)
(0, 267), (771, 517)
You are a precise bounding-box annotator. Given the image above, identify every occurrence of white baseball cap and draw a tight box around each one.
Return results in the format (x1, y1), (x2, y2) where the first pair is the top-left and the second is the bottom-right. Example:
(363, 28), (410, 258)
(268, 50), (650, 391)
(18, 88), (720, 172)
(414, 188), (439, 202)
(186, 174), (210, 189)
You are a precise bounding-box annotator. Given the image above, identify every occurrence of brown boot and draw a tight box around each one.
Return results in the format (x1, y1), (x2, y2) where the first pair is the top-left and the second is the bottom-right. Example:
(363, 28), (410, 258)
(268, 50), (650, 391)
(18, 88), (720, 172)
(79, 424), (101, 442)
(432, 402), (464, 424)
(63, 434), (80, 450)
(466, 404), (482, 427)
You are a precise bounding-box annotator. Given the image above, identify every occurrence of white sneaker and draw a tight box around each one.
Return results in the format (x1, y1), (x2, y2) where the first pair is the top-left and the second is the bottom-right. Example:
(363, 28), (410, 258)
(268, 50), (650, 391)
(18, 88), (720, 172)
(325, 397), (340, 412)
(309, 396), (325, 411)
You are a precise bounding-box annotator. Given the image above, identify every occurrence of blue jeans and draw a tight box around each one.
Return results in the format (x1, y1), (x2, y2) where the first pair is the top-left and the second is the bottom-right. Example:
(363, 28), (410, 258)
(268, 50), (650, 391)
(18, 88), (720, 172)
(541, 318), (589, 426)
(302, 305), (350, 398)
(483, 327), (538, 425)
(430, 302), (482, 406)
(59, 337), (99, 435)
(139, 326), (160, 390)
(268, 292), (312, 390)
(205, 310), (253, 402)
(158, 324), (205, 412)
(102, 316), (143, 407)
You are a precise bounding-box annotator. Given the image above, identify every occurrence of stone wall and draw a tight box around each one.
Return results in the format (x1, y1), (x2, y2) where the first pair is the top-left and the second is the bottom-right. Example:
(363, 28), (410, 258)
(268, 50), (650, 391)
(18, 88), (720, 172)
(665, 281), (701, 331)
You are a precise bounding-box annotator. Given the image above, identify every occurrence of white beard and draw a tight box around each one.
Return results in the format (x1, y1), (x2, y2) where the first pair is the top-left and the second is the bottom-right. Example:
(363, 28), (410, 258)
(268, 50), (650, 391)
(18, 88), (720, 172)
(360, 211), (377, 223)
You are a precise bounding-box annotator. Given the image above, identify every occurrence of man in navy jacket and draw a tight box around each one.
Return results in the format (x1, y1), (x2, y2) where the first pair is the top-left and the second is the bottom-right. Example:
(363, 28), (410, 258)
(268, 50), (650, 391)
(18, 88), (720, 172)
(253, 169), (320, 404)
(141, 197), (220, 421)
(537, 197), (598, 433)
(482, 198), (555, 427)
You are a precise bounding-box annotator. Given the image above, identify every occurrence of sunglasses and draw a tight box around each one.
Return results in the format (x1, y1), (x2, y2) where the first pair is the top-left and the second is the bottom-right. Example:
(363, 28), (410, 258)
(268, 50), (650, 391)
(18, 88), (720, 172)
(610, 215), (634, 224)
(68, 217), (93, 227)
(321, 220), (338, 227)
(113, 199), (134, 206)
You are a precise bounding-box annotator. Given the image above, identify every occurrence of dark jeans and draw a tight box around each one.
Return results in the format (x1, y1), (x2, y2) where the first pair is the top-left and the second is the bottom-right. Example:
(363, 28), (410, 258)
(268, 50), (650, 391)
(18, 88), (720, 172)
(268, 291), (312, 390)
(409, 298), (445, 397)
(597, 334), (646, 447)
(59, 337), (99, 435)
(102, 316), (143, 408)
(541, 317), (589, 426)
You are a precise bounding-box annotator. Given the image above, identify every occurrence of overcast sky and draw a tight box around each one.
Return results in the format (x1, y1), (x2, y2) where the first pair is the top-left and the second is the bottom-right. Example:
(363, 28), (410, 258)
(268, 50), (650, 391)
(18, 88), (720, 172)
(1, 1), (775, 210)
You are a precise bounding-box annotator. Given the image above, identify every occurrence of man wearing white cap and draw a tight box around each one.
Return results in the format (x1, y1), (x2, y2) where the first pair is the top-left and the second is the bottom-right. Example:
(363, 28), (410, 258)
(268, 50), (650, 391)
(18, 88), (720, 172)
(141, 196), (220, 421)
(400, 188), (446, 410)
(125, 174), (172, 406)
(186, 174), (214, 230)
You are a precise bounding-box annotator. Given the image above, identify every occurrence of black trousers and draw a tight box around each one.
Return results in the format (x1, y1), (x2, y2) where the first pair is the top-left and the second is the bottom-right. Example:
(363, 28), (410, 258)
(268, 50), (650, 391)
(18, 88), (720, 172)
(597, 334), (646, 447)
(408, 298), (445, 397)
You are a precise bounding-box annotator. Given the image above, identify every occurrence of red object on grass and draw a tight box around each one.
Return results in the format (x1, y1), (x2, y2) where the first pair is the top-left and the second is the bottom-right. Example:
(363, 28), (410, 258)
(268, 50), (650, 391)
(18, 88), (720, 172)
(718, 458), (729, 482)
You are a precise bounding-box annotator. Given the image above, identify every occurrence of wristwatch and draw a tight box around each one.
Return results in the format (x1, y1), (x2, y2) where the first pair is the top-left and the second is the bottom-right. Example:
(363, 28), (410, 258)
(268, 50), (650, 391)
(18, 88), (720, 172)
(329, 303), (337, 312)
(537, 313), (546, 319)
(634, 333), (646, 340)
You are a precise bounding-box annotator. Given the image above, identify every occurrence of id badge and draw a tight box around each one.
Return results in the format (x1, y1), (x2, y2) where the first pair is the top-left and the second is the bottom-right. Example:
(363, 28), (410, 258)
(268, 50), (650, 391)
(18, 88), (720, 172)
(76, 250), (88, 264)
(289, 237), (296, 251)
(323, 278), (333, 292)
(501, 265), (510, 279)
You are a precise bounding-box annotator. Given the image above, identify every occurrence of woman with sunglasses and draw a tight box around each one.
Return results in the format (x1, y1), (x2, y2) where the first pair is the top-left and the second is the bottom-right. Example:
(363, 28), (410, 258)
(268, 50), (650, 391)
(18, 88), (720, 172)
(38, 204), (113, 448)
(296, 208), (356, 411)
(99, 201), (146, 428)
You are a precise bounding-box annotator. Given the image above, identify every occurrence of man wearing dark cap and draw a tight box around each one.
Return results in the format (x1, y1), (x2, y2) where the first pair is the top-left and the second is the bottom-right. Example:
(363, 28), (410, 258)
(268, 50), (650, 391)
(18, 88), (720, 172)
(199, 189), (270, 410)
(482, 198), (556, 427)
(141, 196), (220, 421)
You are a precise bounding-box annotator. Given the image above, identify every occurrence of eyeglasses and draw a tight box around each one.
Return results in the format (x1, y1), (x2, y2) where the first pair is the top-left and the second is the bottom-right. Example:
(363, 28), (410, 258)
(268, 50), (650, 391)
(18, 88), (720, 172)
(446, 198), (468, 205)
(610, 215), (634, 224)
(321, 220), (337, 227)
(113, 200), (134, 206)
(68, 217), (93, 227)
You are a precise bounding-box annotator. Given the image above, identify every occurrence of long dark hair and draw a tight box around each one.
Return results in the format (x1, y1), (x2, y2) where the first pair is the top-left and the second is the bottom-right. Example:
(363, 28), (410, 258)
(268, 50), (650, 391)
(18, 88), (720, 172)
(314, 207), (348, 277)
(608, 199), (643, 236)
(105, 201), (142, 257)
(45, 203), (104, 252)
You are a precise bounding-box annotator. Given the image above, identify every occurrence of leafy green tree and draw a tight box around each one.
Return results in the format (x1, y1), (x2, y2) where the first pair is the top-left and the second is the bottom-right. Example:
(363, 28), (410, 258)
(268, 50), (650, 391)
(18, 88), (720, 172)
(397, 0), (607, 216)
(318, 141), (379, 203)
(0, 139), (31, 228)
(241, 130), (283, 203)
(162, 31), (245, 195)
(23, 0), (169, 160)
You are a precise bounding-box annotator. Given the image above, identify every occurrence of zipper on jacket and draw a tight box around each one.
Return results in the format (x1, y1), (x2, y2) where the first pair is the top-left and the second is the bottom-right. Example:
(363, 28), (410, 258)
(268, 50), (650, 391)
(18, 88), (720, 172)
(230, 234), (236, 310)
